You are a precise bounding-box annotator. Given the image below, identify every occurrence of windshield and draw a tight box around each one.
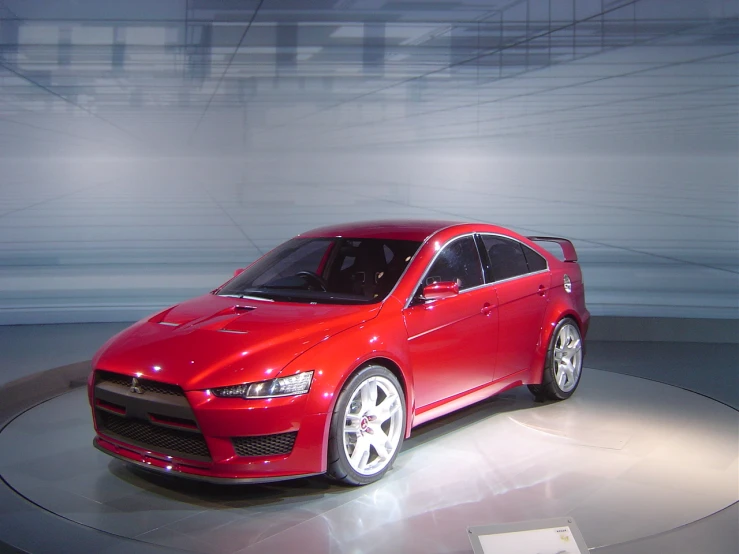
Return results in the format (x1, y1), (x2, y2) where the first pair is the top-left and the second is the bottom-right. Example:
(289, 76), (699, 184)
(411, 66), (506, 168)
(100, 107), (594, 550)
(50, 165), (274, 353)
(218, 237), (422, 304)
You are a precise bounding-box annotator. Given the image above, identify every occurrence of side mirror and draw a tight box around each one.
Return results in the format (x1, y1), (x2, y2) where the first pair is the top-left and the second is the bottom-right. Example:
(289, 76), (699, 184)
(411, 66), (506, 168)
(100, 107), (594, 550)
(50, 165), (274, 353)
(233, 268), (245, 278)
(422, 281), (459, 301)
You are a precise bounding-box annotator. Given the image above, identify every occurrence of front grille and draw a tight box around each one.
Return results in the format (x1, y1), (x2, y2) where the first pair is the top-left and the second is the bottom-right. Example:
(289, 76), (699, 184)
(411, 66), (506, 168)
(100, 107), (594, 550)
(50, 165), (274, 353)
(232, 432), (297, 457)
(96, 370), (184, 396)
(97, 410), (211, 460)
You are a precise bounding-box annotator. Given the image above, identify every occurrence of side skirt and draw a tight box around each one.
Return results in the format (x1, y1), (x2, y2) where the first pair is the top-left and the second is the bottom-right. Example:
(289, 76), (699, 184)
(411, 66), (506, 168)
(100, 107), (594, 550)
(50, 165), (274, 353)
(410, 367), (531, 429)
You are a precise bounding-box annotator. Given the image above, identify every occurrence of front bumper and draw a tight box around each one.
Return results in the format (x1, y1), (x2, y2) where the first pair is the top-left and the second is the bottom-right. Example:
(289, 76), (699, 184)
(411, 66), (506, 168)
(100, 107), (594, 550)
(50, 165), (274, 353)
(93, 435), (324, 483)
(91, 376), (330, 482)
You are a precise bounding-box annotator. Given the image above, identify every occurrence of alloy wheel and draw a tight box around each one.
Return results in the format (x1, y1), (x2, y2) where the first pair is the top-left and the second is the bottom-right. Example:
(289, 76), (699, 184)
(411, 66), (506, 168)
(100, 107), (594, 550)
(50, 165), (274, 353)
(553, 322), (583, 393)
(342, 375), (403, 476)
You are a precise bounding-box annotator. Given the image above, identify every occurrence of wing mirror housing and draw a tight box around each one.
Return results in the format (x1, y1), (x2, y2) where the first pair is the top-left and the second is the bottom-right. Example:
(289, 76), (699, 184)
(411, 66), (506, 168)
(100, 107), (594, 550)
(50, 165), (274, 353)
(422, 281), (459, 301)
(233, 268), (245, 278)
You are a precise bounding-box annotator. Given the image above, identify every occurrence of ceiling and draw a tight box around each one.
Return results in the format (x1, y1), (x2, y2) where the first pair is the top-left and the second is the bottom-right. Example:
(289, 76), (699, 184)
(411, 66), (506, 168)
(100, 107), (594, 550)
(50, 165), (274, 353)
(0, 0), (736, 156)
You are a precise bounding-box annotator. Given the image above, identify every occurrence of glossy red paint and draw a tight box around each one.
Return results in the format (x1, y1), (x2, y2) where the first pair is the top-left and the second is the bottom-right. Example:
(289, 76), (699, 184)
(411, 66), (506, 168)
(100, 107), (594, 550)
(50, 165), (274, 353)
(90, 220), (589, 483)
(493, 272), (551, 380)
(405, 281), (497, 408)
(421, 281), (459, 300)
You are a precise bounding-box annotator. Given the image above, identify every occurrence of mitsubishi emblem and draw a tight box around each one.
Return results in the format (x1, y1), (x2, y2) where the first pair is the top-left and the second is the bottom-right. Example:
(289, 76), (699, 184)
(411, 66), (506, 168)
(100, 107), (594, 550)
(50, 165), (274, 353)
(130, 377), (144, 394)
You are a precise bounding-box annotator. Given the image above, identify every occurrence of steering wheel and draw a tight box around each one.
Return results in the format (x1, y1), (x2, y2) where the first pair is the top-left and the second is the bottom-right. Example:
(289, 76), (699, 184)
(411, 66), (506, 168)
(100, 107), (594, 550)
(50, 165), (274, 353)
(295, 271), (328, 292)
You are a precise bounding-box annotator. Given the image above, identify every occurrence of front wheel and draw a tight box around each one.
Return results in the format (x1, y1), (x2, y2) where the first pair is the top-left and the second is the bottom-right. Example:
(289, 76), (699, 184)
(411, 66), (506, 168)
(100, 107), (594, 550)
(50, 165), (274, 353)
(326, 365), (406, 486)
(529, 318), (583, 401)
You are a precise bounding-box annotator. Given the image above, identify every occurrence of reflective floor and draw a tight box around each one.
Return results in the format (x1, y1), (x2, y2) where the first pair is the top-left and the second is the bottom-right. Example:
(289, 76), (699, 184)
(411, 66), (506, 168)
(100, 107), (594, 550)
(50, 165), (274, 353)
(1, 368), (736, 554)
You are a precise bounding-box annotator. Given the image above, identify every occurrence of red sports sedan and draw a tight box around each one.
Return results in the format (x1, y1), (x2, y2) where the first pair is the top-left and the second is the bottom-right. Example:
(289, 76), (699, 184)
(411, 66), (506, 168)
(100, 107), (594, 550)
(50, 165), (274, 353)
(89, 220), (589, 485)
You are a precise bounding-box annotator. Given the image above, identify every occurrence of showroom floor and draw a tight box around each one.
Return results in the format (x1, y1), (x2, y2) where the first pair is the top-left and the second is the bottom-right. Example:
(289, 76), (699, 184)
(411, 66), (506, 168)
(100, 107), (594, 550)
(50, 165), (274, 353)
(0, 323), (737, 554)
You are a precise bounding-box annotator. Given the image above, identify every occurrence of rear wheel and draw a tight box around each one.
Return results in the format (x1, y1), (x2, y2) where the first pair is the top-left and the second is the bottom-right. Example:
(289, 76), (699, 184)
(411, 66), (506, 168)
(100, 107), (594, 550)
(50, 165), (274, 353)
(529, 318), (583, 401)
(326, 365), (406, 485)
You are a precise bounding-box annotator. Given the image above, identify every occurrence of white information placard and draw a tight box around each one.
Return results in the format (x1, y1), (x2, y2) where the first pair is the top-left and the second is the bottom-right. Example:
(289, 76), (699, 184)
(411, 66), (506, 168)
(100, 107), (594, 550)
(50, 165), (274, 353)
(468, 517), (589, 554)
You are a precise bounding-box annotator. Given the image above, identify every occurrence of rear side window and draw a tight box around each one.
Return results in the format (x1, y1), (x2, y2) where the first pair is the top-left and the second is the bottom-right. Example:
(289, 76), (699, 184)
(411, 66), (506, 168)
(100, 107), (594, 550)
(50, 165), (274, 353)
(522, 244), (548, 272)
(424, 236), (484, 290)
(481, 235), (529, 281)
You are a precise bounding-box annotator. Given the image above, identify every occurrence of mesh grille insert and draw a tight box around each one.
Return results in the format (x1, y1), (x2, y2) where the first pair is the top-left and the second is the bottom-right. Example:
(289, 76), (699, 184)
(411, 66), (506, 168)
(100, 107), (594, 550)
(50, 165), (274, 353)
(96, 370), (184, 396)
(97, 410), (211, 460)
(232, 432), (298, 457)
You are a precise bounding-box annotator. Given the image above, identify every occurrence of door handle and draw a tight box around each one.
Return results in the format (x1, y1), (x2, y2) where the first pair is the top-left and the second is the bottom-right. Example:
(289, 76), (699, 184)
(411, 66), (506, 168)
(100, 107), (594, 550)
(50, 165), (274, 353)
(481, 302), (496, 316)
(537, 285), (548, 296)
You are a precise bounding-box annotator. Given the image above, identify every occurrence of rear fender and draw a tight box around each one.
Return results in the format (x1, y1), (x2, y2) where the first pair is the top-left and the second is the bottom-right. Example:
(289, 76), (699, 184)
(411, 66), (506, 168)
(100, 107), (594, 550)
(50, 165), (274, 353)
(529, 290), (589, 385)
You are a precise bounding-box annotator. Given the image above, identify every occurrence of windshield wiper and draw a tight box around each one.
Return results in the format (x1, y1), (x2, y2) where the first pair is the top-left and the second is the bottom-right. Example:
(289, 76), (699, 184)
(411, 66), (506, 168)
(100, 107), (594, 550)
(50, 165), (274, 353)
(260, 284), (311, 290)
(217, 290), (276, 302)
(219, 288), (373, 305)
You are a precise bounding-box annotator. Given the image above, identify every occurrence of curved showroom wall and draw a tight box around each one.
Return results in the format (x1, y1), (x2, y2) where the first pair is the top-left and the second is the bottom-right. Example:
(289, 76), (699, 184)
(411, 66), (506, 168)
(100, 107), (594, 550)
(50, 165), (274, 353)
(0, 154), (736, 325)
(0, 0), (736, 327)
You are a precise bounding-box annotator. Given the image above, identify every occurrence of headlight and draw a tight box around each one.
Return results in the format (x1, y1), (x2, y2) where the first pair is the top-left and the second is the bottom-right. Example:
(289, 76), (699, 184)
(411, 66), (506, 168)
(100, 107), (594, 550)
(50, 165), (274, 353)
(211, 371), (313, 399)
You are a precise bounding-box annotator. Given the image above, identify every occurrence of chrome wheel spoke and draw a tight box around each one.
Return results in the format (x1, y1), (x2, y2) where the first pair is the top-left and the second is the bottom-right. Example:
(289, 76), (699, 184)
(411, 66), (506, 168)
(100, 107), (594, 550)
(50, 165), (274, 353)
(560, 345), (581, 357)
(372, 393), (400, 423)
(563, 361), (575, 381)
(360, 379), (378, 412)
(350, 435), (371, 471)
(369, 427), (391, 461)
(557, 366), (568, 388)
(344, 414), (362, 434)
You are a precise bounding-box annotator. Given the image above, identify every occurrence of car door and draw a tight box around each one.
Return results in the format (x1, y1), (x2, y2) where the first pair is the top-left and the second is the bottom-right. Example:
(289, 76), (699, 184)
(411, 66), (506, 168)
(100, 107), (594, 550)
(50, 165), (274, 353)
(402, 235), (498, 410)
(479, 235), (551, 380)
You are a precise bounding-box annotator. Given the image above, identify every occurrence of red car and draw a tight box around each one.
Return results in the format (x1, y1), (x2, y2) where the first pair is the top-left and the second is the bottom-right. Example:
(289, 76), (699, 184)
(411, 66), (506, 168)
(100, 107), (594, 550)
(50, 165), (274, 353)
(89, 220), (589, 485)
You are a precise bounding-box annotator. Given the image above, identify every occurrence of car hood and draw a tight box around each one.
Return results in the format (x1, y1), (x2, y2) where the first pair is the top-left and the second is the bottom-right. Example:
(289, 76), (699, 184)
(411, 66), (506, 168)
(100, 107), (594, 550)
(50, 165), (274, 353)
(93, 294), (380, 391)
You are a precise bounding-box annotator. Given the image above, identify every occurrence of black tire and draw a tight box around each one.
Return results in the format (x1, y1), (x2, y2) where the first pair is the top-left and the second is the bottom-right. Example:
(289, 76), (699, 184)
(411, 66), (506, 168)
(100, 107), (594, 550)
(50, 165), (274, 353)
(326, 365), (406, 486)
(528, 318), (584, 401)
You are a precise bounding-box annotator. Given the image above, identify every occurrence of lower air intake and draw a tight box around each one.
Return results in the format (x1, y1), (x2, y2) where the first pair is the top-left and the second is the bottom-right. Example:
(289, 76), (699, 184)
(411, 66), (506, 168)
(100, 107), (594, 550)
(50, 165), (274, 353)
(232, 432), (298, 457)
(97, 410), (211, 461)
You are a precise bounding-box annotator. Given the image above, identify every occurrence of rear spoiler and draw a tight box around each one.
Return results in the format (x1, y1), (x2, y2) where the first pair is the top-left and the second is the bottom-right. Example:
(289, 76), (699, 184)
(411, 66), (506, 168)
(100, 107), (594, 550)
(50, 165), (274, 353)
(527, 236), (578, 263)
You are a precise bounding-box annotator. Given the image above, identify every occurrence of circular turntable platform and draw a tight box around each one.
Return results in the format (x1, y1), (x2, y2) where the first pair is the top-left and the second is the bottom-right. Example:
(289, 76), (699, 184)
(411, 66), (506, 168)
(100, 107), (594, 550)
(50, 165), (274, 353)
(0, 368), (736, 553)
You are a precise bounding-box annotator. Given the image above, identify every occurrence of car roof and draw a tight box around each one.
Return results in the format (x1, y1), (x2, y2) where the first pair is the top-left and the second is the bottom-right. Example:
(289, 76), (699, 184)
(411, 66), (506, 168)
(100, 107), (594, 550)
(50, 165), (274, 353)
(298, 219), (466, 242)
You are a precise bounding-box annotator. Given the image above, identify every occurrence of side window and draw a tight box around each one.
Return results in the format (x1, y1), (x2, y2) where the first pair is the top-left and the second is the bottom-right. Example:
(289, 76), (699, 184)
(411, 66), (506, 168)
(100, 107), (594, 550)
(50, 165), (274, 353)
(522, 244), (547, 272)
(481, 235), (529, 281)
(423, 236), (483, 291)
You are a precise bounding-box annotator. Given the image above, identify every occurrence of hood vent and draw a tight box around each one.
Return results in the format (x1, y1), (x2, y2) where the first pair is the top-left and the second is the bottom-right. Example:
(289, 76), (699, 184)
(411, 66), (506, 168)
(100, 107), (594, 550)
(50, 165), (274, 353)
(152, 304), (257, 329)
(216, 306), (256, 334)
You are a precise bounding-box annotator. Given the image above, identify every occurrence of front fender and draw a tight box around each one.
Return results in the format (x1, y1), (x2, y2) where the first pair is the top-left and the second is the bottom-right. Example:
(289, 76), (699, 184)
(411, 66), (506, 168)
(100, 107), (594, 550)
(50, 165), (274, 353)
(280, 297), (414, 468)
